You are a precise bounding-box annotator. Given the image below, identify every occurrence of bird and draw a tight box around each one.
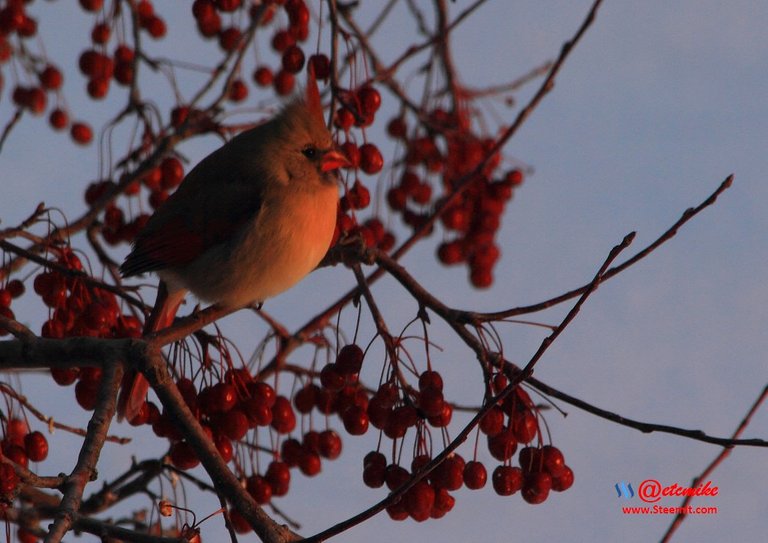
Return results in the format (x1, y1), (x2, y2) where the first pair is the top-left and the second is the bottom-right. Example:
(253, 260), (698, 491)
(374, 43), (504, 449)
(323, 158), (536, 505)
(116, 72), (348, 422)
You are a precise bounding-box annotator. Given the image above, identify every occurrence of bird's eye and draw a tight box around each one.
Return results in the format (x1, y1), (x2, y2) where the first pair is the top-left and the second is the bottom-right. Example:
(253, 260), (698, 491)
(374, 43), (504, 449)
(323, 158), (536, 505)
(302, 145), (318, 159)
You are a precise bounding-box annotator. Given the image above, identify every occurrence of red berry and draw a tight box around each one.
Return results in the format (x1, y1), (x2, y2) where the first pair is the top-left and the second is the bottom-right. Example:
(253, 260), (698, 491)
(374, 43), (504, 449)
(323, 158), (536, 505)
(171, 106), (190, 128)
(247, 381), (276, 407)
(308, 54), (330, 80)
(512, 410), (538, 443)
(359, 143), (383, 175)
(218, 26), (242, 51)
(384, 463), (410, 491)
(7, 280), (24, 298)
(418, 370), (444, 392)
(551, 465), (574, 492)
(281, 45), (305, 73)
(270, 395), (296, 433)
(47, 108), (68, 131)
(6, 418), (28, 445)
(358, 86), (381, 116)
(487, 427), (518, 461)
(51, 367), (78, 385)
(431, 487), (455, 518)
(0, 464), (19, 493)
(418, 387), (444, 418)
(79, 0), (104, 12)
(271, 29), (294, 52)
(252, 66), (273, 87)
(363, 451), (386, 488)
(319, 363), (345, 391)
(334, 108), (355, 131)
(479, 406), (505, 436)
(282, 438), (302, 465)
(505, 168), (524, 186)
(299, 449), (321, 476)
(386, 501), (408, 522)
(196, 9), (221, 37)
(0, 288), (11, 308)
(39, 65), (63, 90)
(214, 433), (233, 463)
(470, 265), (493, 289)
(216, 0), (242, 12)
(114, 45), (135, 63)
(228, 79), (248, 102)
(340, 141), (360, 169)
(273, 69), (295, 96)
(336, 344), (364, 374)
(386, 117), (407, 139)
(160, 157), (184, 189)
(91, 22), (111, 44)
(403, 480), (435, 522)
(318, 429), (342, 459)
(87, 77), (110, 99)
(431, 454), (464, 491)
(293, 384), (317, 414)
(386, 186), (407, 211)
(492, 465), (523, 496)
(71, 122), (93, 145)
(220, 409), (249, 440)
(246, 474), (272, 504)
(265, 460), (291, 496)
(541, 445), (566, 477)
(229, 508), (251, 534)
(114, 62), (134, 85)
(17, 528), (37, 543)
(75, 379), (100, 410)
(170, 441), (200, 470)
(342, 405), (369, 435)
(522, 471), (552, 504)
(463, 460), (487, 490)
(427, 402), (453, 427)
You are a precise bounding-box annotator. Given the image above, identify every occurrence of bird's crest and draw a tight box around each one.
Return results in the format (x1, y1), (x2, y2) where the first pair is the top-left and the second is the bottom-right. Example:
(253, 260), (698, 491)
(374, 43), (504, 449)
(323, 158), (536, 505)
(305, 63), (325, 125)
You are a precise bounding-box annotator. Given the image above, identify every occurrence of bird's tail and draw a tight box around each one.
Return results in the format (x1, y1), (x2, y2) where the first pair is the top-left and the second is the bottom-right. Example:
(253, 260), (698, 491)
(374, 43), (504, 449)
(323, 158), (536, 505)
(116, 282), (185, 422)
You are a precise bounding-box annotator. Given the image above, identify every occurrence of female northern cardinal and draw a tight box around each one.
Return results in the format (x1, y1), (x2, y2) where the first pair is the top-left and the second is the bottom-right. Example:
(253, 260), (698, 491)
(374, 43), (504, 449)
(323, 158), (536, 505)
(117, 75), (348, 422)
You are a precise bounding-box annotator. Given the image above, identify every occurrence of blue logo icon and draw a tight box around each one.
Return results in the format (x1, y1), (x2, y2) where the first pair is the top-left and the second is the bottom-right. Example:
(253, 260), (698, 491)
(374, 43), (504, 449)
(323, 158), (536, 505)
(615, 482), (635, 499)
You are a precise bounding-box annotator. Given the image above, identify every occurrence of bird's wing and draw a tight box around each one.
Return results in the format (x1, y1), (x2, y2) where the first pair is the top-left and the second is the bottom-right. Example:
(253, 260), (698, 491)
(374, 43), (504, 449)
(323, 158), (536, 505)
(120, 150), (265, 277)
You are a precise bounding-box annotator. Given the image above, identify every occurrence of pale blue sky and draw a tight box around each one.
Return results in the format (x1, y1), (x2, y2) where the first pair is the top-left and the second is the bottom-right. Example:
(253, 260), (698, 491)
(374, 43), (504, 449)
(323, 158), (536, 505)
(2, 2), (766, 542)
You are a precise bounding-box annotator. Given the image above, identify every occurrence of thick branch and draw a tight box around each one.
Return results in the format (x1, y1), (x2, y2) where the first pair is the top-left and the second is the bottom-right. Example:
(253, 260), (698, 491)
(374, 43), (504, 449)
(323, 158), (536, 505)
(45, 363), (123, 543)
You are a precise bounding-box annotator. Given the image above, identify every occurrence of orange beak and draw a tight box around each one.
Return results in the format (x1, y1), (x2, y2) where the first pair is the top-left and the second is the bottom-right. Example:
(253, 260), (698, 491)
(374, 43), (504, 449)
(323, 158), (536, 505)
(321, 148), (351, 172)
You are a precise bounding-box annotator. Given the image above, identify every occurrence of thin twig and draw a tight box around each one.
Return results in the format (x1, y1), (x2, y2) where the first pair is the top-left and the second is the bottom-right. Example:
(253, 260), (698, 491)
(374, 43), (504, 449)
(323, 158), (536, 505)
(660, 385), (768, 542)
(523, 372), (768, 448)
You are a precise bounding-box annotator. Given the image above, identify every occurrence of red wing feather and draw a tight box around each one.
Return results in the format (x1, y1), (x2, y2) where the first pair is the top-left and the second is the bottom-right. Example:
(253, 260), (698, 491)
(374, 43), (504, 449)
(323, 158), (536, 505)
(121, 195), (259, 277)
(121, 215), (205, 276)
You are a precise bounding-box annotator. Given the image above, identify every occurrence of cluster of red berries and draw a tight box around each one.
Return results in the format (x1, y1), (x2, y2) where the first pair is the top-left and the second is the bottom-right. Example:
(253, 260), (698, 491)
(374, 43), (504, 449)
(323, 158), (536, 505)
(84, 156), (185, 247)
(0, 0), (94, 144)
(481, 374), (574, 504)
(77, 0), (165, 101)
(357, 371), (573, 521)
(190, 0), (316, 102)
(329, 83), (397, 252)
(385, 109), (525, 288)
(31, 249), (143, 409)
(249, 0), (317, 98)
(1, 418), (49, 502)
